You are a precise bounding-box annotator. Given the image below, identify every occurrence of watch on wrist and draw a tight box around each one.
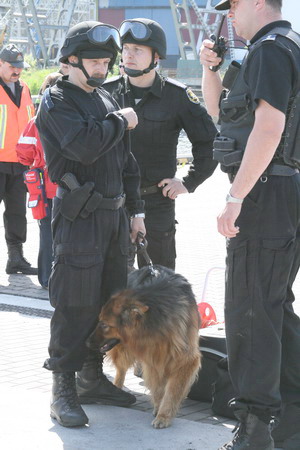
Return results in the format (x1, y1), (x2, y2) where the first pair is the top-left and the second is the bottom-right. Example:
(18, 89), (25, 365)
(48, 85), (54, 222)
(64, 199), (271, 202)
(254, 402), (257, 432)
(132, 213), (145, 219)
(226, 193), (244, 204)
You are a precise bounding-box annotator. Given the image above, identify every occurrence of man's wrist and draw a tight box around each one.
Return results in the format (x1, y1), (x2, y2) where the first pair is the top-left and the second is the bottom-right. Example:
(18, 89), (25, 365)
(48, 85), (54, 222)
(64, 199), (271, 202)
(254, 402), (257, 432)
(226, 192), (244, 204)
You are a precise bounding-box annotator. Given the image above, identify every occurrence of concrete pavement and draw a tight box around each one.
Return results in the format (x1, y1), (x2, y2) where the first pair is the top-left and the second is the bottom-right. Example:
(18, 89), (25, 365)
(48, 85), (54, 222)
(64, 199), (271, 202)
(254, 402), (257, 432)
(0, 164), (298, 449)
(0, 294), (235, 450)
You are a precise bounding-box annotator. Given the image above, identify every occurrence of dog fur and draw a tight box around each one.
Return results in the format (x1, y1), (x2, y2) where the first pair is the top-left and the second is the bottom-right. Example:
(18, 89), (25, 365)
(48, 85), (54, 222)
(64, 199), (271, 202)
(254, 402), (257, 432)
(90, 265), (201, 429)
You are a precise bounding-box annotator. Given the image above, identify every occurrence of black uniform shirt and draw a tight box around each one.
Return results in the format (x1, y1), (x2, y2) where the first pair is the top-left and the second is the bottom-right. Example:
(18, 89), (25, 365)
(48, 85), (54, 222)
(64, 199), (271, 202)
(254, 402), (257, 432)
(104, 72), (218, 192)
(36, 77), (144, 215)
(245, 21), (299, 114)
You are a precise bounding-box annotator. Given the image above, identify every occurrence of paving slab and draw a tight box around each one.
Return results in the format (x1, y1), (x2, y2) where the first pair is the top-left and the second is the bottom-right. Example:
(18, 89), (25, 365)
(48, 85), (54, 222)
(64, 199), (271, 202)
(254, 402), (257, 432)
(1, 387), (233, 450)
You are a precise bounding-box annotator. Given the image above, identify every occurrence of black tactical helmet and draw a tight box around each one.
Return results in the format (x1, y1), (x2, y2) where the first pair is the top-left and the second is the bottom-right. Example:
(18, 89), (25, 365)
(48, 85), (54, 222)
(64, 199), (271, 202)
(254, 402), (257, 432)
(59, 20), (121, 69)
(120, 18), (167, 59)
(215, 0), (230, 10)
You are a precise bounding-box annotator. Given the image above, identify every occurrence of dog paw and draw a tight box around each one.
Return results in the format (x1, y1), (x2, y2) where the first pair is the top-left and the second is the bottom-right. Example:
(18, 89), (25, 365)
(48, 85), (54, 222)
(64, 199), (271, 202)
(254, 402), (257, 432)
(152, 407), (158, 417)
(151, 415), (171, 429)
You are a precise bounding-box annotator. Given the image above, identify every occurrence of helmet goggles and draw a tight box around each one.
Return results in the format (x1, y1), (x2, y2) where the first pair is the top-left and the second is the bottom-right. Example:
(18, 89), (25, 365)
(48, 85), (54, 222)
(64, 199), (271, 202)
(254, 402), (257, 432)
(68, 24), (121, 51)
(120, 21), (152, 42)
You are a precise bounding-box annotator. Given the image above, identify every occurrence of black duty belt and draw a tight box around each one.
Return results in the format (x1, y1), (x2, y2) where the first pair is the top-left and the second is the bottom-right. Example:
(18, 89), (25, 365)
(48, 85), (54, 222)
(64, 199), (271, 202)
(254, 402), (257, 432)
(140, 184), (162, 196)
(229, 163), (299, 178)
(56, 186), (126, 210)
(265, 164), (299, 176)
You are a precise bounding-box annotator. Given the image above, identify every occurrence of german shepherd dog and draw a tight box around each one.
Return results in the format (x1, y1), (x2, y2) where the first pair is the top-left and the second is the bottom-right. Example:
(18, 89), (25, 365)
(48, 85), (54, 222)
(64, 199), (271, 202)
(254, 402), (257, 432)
(89, 265), (201, 429)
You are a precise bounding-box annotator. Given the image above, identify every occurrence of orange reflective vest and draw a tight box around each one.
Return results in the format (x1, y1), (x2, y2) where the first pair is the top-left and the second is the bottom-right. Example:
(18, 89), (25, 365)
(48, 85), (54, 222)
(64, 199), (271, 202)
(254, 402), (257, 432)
(0, 80), (34, 162)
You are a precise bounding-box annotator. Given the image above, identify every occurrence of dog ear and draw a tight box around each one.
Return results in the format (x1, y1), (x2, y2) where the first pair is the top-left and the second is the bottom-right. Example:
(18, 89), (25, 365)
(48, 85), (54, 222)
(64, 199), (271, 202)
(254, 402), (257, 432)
(121, 304), (149, 324)
(133, 304), (149, 315)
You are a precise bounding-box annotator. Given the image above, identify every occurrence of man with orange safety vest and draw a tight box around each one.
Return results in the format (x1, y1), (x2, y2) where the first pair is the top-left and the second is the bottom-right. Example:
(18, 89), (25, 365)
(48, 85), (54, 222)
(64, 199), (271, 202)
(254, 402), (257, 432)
(0, 44), (37, 275)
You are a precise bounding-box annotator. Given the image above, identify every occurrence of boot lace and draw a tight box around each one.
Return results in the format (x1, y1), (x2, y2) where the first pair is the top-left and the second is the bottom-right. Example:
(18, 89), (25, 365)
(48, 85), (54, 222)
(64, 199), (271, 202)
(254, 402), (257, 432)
(57, 374), (81, 410)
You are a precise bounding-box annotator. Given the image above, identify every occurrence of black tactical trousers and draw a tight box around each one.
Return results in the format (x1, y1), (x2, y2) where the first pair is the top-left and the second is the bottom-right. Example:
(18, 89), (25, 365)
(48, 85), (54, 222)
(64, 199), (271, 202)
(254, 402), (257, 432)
(225, 174), (300, 421)
(44, 197), (128, 372)
(0, 171), (27, 245)
(38, 198), (53, 288)
(138, 193), (176, 270)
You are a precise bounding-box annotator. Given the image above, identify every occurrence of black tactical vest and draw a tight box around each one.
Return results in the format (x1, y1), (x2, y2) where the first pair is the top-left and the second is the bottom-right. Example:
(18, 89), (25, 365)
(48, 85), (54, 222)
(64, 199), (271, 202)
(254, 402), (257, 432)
(213, 27), (300, 173)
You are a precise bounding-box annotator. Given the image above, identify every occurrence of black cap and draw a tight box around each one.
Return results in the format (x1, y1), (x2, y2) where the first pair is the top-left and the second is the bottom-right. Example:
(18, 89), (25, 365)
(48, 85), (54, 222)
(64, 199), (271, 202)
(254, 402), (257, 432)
(215, 0), (230, 10)
(0, 44), (29, 68)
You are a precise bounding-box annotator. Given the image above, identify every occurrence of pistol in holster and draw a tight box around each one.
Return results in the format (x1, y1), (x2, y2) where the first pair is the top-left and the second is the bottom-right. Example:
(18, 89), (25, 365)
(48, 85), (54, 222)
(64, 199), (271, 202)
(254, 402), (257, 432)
(59, 173), (103, 221)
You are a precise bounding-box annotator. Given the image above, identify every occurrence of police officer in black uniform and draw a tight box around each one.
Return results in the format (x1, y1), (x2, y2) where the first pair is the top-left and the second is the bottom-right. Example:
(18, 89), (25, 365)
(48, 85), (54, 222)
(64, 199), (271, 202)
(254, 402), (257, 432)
(36, 21), (145, 428)
(104, 18), (217, 270)
(200, 1), (300, 449)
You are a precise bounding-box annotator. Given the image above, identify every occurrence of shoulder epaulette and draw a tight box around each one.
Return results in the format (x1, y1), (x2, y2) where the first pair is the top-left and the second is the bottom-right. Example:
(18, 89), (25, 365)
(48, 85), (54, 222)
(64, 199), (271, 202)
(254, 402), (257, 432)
(41, 87), (54, 112)
(164, 77), (187, 90)
(254, 27), (300, 49)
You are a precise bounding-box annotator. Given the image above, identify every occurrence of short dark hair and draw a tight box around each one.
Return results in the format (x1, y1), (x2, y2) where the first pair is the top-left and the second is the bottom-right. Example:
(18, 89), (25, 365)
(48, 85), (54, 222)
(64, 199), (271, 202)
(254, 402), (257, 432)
(266, 0), (282, 11)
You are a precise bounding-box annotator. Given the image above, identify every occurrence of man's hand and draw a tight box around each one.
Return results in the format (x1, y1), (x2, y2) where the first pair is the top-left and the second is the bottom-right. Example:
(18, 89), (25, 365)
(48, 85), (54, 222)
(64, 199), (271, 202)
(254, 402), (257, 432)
(118, 107), (138, 130)
(158, 177), (188, 200)
(217, 203), (242, 238)
(200, 39), (222, 70)
(130, 217), (146, 243)
(199, 39), (223, 117)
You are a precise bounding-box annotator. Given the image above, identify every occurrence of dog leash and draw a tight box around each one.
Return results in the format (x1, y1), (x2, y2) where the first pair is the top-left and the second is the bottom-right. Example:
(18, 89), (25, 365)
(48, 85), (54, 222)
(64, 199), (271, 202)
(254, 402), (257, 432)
(136, 232), (159, 277)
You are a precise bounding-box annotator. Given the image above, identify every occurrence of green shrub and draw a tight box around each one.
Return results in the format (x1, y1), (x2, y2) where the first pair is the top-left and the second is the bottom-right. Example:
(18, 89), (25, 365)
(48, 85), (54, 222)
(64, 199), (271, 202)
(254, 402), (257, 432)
(21, 67), (60, 94)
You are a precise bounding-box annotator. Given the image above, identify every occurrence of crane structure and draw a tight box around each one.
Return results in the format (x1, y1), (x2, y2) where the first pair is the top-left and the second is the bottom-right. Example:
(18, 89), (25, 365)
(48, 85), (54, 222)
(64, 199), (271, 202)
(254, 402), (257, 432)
(169, 0), (235, 60)
(0, 0), (96, 66)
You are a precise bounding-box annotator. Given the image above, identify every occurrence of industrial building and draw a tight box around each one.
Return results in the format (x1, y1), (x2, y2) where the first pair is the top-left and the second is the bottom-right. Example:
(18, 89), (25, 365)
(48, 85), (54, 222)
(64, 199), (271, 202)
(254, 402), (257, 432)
(99, 1), (224, 69)
(0, 1), (224, 70)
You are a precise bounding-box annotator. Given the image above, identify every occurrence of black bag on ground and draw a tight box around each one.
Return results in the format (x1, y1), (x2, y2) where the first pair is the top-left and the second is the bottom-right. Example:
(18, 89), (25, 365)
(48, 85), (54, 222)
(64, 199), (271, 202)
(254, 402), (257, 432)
(188, 324), (236, 419)
(211, 356), (236, 419)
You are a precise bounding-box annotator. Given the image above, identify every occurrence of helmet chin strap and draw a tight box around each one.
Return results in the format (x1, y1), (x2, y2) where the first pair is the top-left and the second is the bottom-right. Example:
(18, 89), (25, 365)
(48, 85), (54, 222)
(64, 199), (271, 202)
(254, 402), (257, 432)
(124, 51), (157, 78)
(69, 53), (107, 87)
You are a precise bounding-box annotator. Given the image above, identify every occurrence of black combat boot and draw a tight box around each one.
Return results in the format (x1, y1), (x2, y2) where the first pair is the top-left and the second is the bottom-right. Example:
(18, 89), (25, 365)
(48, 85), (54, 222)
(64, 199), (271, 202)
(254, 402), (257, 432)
(219, 410), (274, 450)
(6, 243), (38, 275)
(50, 372), (88, 427)
(76, 350), (136, 406)
(271, 404), (300, 449)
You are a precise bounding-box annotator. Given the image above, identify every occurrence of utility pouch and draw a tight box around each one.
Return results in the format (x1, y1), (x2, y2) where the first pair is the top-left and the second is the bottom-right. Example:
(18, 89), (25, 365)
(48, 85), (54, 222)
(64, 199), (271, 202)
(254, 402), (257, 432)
(60, 182), (94, 222)
(23, 168), (48, 220)
(281, 91), (300, 169)
(222, 61), (241, 90)
(80, 190), (103, 219)
(213, 136), (243, 166)
(220, 94), (250, 123)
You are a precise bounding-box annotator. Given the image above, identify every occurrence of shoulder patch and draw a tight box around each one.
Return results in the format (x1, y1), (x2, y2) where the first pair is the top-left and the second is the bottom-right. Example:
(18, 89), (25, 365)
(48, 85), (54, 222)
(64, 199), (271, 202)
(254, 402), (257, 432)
(41, 88), (54, 112)
(165, 77), (186, 89)
(186, 87), (200, 104)
(261, 34), (277, 42)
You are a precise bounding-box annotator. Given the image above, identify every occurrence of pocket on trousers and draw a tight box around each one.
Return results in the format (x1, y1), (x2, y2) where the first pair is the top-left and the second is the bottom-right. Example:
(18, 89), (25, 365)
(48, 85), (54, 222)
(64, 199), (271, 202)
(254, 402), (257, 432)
(259, 237), (295, 300)
(120, 244), (129, 256)
(147, 227), (176, 268)
(226, 240), (248, 303)
(49, 253), (103, 307)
